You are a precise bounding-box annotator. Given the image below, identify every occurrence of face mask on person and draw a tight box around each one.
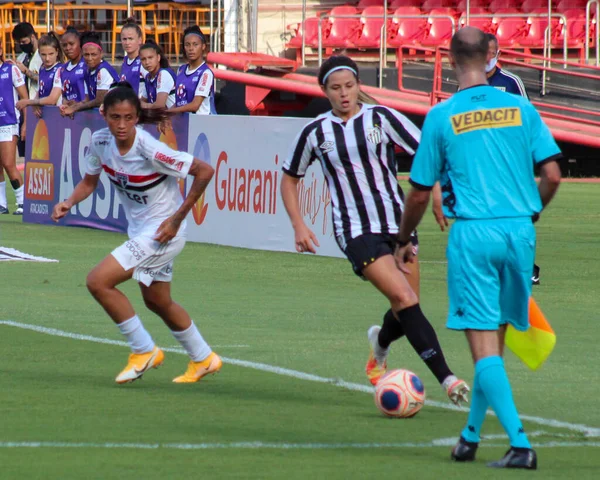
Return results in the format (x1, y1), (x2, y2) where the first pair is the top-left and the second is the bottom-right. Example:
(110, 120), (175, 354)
(20, 42), (34, 55)
(486, 53), (499, 73)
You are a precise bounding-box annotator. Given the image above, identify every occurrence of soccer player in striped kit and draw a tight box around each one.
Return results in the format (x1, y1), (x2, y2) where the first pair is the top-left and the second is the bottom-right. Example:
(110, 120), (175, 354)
(0, 40), (29, 215)
(280, 55), (469, 406)
(60, 32), (119, 116)
(52, 84), (222, 384)
(169, 26), (216, 116)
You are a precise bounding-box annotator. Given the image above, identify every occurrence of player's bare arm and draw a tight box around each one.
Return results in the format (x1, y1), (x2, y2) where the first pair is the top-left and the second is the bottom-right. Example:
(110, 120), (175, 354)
(280, 173), (319, 254)
(537, 160), (561, 209)
(154, 159), (214, 243)
(431, 182), (448, 231)
(396, 188), (431, 271)
(51, 173), (101, 221)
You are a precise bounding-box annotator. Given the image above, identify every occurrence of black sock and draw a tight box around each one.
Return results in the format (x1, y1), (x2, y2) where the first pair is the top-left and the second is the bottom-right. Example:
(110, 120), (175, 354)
(378, 309), (404, 349)
(396, 304), (453, 384)
(10, 179), (21, 190)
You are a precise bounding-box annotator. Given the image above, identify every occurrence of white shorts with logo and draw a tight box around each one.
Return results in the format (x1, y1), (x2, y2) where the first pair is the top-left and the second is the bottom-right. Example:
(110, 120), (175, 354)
(111, 234), (186, 287)
(0, 124), (19, 142)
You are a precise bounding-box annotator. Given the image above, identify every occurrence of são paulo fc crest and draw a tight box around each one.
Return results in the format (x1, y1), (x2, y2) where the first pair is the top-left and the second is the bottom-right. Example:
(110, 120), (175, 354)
(116, 172), (128, 189)
(177, 84), (186, 97)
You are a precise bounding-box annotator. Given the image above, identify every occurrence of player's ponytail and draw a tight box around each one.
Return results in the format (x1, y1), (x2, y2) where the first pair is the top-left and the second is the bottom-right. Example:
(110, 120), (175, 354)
(105, 81), (171, 125)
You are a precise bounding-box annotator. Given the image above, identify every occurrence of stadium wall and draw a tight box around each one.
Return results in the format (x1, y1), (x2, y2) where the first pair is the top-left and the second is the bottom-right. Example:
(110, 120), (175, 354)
(23, 108), (344, 258)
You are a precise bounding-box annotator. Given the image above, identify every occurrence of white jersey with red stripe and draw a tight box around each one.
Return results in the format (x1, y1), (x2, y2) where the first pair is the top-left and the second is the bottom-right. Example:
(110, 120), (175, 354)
(85, 127), (194, 238)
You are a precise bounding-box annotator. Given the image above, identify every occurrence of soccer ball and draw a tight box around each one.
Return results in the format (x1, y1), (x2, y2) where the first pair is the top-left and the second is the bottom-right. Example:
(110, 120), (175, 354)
(374, 369), (426, 418)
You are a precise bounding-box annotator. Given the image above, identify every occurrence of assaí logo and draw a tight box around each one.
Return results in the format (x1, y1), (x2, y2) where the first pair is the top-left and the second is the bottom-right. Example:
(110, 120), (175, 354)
(177, 132), (210, 225)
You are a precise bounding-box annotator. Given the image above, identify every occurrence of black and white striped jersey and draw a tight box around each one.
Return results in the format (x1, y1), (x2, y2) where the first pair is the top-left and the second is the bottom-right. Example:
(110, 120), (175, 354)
(283, 104), (421, 246)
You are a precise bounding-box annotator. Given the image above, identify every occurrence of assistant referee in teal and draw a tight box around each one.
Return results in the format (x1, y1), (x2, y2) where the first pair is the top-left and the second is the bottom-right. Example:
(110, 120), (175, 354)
(395, 27), (561, 470)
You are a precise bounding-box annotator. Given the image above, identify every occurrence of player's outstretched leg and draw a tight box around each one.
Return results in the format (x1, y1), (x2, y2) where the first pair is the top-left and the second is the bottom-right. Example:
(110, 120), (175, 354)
(362, 255), (469, 404)
(141, 282), (222, 383)
(86, 255), (164, 384)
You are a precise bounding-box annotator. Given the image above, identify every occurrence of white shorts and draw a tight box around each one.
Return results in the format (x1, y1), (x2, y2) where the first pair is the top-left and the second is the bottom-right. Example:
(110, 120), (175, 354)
(0, 124), (19, 142)
(111, 234), (186, 287)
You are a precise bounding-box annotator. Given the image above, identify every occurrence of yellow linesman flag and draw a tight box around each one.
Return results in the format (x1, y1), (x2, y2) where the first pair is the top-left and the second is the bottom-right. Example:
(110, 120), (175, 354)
(506, 297), (556, 370)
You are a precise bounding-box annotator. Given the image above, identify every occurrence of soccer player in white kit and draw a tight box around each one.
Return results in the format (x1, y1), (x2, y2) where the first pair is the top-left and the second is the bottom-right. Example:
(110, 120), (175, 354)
(52, 83), (222, 384)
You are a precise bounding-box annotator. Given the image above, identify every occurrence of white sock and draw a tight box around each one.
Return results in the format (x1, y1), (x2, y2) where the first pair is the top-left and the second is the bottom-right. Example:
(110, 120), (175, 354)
(117, 315), (155, 354)
(171, 321), (212, 362)
(442, 374), (458, 390)
(14, 185), (24, 205)
(0, 181), (6, 208)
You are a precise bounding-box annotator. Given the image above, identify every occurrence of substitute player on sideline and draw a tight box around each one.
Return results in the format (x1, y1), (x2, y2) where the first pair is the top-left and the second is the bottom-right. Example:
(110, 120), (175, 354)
(280, 55), (469, 406)
(51, 84), (222, 384)
(396, 27), (561, 469)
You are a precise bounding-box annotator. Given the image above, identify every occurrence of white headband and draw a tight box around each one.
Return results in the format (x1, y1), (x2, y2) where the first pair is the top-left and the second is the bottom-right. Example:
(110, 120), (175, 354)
(322, 65), (358, 84)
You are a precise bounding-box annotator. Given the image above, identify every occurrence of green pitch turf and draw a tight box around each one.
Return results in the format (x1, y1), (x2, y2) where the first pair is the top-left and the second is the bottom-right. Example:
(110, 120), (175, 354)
(0, 183), (599, 479)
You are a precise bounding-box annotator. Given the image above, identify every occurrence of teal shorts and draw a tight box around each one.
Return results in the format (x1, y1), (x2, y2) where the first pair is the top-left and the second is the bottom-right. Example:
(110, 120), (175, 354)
(446, 218), (535, 332)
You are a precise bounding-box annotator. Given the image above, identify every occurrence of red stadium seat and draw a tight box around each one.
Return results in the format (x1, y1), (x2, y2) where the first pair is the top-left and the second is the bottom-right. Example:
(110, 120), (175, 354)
(456, 0), (488, 10)
(556, 0), (587, 12)
(389, 0), (421, 9)
(519, 16), (548, 47)
(459, 10), (494, 32)
(388, 7), (429, 46)
(322, 6), (362, 48)
(287, 17), (322, 48)
(488, 0), (520, 13)
(421, 0), (455, 11)
(354, 6), (388, 48)
(494, 16), (529, 46)
(556, 10), (588, 47)
(521, 0), (550, 13)
(422, 10), (455, 46)
(357, 0), (383, 9)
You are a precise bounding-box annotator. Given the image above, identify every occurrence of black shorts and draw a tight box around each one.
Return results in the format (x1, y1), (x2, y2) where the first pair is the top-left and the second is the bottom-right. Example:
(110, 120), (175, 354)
(341, 233), (419, 278)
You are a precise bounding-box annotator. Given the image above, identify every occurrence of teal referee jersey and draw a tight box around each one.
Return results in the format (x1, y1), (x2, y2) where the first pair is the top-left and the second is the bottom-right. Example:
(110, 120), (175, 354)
(410, 85), (561, 219)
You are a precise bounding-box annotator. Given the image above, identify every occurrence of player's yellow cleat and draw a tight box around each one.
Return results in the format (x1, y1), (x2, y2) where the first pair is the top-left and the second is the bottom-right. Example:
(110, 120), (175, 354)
(173, 352), (223, 383)
(366, 326), (388, 386)
(115, 346), (164, 384)
(446, 379), (470, 406)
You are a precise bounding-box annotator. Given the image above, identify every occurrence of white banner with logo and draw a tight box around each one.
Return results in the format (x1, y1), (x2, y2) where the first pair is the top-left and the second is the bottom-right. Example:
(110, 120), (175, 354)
(184, 115), (344, 258)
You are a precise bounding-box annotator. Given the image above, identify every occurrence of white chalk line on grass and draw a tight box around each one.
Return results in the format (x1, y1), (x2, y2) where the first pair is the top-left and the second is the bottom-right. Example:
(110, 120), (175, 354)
(1, 320), (599, 439)
(0, 439), (599, 450)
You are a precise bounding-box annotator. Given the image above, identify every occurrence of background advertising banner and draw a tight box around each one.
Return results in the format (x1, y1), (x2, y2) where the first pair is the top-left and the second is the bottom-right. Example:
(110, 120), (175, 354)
(184, 115), (343, 258)
(23, 108), (189, 234)
(24, 110), (343, 259)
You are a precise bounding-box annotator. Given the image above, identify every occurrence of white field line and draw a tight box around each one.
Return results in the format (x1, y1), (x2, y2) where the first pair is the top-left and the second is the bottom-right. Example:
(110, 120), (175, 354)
(1, 320), (599, 438)
(167, 344), (250, 349)
(0, 440), (598, 450)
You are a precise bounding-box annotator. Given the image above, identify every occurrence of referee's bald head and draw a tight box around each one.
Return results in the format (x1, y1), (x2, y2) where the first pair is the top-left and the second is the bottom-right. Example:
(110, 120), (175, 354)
(450, 27), (488, 70)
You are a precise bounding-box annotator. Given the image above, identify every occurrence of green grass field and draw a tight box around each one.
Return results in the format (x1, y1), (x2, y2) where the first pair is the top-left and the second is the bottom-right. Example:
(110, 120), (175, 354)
(1, 183), (599, 479)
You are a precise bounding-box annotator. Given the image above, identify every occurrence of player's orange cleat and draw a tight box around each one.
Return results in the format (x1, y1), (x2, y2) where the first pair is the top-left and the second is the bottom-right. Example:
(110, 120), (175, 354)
(115, 346), (164, 384)
(366, 326), (388, 386)
(173, 352), (223, 383)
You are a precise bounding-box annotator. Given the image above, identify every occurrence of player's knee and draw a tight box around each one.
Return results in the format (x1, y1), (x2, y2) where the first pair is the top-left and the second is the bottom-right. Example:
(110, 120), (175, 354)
(388, 288), (418, 311)
(86, 272), (104, 298)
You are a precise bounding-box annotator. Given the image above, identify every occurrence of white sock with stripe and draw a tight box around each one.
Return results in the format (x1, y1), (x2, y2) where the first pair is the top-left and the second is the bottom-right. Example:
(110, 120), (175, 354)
(171, 322), (212, 362)
(117, 315), (155, 354)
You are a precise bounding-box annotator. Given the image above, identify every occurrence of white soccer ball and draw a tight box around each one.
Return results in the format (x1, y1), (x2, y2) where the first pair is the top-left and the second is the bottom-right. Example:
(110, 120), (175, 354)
(374, 369), (426, 418)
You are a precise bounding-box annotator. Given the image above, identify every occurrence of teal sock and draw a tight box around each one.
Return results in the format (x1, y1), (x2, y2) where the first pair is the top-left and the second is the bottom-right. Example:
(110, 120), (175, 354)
(476, 356), (531, 449)
(461, 374), (488, 443)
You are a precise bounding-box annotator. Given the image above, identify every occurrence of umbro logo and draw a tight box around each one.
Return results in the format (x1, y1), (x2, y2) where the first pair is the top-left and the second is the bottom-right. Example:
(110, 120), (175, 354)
(320, 141), (335, 153)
